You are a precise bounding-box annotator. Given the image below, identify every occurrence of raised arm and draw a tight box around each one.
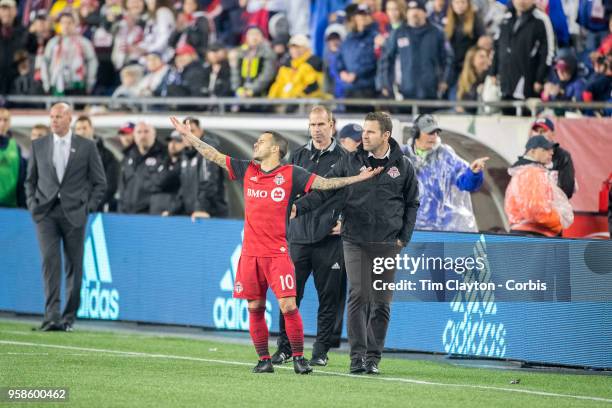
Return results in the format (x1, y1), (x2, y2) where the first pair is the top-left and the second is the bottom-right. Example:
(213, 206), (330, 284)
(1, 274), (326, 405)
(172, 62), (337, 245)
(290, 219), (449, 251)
(310, 166), (383, 190)
(169, 116), (228, 170)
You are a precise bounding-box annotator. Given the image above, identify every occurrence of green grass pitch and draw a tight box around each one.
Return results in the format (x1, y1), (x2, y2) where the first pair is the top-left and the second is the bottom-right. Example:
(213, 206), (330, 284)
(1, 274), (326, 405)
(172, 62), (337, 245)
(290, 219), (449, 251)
(1, 320), (610, 407)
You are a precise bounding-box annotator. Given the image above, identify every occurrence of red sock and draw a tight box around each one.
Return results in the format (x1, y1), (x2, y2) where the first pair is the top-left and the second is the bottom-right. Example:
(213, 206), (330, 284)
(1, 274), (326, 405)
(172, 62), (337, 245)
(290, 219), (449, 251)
(248, 307), (270, 359)
(283, 308), (304, 357)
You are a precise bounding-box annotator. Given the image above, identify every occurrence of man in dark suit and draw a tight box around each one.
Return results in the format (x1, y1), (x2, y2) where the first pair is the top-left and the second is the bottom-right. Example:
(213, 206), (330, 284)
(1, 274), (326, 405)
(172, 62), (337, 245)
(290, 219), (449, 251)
(25, 102), (107, 332)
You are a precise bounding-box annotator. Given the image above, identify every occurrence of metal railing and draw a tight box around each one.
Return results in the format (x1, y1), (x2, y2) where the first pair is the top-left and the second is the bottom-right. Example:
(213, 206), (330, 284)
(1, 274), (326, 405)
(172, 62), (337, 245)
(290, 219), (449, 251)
(3, 94), (612, 116)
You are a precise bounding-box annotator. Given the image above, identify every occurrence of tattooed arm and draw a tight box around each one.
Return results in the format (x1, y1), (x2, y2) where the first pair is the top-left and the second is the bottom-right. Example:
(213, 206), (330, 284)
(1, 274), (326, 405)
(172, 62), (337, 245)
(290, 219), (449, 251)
(310, 167), (382, 190)
(169, 116), (227, 170)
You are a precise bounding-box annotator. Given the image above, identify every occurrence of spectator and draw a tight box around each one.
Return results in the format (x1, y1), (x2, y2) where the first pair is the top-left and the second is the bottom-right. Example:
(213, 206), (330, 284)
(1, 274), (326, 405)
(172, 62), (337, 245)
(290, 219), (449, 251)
(138, 0), (175, 61)
(271, 37), (290, 71)
(489, 0), (555, 110)
(482, 0), (507, 37)
(456, 46), (491, 112)
(202, 42), (233, 98)
(117, 121), (166, 214)
(116, 121), (135, 152)
(541, 54), (586, 115)
(444, 0), (485, 97)
(0, 108), (26, 207)
(111, 64), (145, 101)
(11, 50), (41, 95)
(30, 123), (50, 141)
(41, 12), (98, 96)
(110, 0), (146, 71)
(268, 34), (324, 99)
(359, 0), (390, 33)
(168, 0), (209, 59)
(322, 25), (346, 99)
(309, 0), (350, 57)
(167, 117), (228, 219)
(231, 26), (276, 97)
(149, 130), (182, 214)
(213, 0), (244, 47)
(28, 11), (53, 92)
(135, 51), (171, 96)
(0, 0), (32, 96)
(379, 0), (451, 101)
(529, 117), (576, 199)
(74, 115), (120, 211)
(337, 5), (378, 101)
(577, 0), (610, 52)
(165, 44), (207, 99)
(427, 0), (448, 29)
(338, 122), (362, 152)
(385, 0), (407, 31)
(596, 15), (612, 56)
(537, 0), (570, 47)
(284, 0), (311, 37)
(582, 52), (612, 114)
(402, 114), (488, 232)
(505, 135), (574, 237)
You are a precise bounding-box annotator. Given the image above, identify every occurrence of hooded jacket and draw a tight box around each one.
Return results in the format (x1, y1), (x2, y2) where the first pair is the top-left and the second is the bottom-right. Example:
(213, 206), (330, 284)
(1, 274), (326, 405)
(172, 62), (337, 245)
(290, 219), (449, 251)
(402, 139), (483, 232)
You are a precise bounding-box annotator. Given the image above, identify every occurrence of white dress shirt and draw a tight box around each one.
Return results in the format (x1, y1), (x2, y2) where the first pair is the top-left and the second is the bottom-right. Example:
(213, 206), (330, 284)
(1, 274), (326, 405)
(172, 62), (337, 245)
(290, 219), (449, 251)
(53, 130), (72, 183)
(367, 145), (391, 159)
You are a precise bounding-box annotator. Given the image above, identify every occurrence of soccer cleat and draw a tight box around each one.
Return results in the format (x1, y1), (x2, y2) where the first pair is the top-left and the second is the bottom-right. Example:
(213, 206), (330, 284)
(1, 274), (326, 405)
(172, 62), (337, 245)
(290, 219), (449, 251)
(349, 357), (366, 374)
(293, 356), (313, 374)
(252, 359), (274, 373)
(309, 355), (329, 366)
(271, 349), (292, 365)
(365, 361), (380, 375)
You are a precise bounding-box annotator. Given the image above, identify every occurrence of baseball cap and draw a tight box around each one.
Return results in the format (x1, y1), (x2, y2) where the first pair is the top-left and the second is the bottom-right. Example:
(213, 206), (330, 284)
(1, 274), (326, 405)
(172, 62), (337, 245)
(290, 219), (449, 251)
(208, 42), (224, 52)
(325, 23), (346, 41)
(525, 135), (555, 151)
(288, 34), (311, 49)
(166, 130), (182, 141)
(356, 4), (371, 14)
(175, 44), (197, 56)
(339, 123), (363, 142)
(0, 0), (16, 8)
(118, 122), (135, 134)
(531, 117), (555, 132)
(414, 114), (441, 134)
(406, 0), (427, 11)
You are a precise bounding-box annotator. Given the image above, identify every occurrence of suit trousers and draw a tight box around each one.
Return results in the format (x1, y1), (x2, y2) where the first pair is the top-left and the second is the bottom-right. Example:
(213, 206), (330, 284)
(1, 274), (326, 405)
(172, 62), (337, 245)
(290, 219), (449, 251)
(343, 241), (401, 364)
(35, 202), (86, 326)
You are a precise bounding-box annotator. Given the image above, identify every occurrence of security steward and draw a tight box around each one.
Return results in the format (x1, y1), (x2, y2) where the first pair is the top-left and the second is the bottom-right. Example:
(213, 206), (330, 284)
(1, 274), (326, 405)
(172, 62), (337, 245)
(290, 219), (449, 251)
(271, 105), (348, 367)
(293, 112), (419, 375)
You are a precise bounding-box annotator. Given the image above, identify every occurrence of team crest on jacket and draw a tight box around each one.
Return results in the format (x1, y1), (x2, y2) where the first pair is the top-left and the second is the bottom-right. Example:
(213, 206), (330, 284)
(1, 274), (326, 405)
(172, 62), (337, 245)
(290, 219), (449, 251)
(387, 166), (400, 178)
(274, 174), (285, 185)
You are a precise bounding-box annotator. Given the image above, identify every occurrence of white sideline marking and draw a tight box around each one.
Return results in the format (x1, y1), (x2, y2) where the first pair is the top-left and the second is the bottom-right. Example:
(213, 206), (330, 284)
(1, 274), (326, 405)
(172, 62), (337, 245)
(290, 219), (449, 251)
(1, 340), (611, 404)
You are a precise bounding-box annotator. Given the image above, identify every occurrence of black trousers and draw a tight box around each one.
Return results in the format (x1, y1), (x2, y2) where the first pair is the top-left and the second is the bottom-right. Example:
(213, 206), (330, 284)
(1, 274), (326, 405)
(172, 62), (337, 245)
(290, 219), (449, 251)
(343, 241), (401, 364)
(34, 203), (86, 326)
(277, 236), (346, 357)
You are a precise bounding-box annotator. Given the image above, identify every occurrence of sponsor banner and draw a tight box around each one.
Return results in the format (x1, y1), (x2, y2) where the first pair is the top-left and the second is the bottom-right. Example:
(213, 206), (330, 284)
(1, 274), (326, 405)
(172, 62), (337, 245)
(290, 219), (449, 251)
(0, 209), (610, 368)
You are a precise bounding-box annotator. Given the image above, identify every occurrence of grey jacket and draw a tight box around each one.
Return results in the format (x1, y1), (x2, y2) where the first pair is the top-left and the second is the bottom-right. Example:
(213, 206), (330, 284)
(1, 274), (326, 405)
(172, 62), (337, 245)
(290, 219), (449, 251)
(25, 134), (107, 227)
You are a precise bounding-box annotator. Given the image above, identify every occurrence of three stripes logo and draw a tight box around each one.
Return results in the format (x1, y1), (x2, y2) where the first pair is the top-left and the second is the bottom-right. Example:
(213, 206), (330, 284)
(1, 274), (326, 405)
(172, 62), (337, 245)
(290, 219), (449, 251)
(77, 215), (120, 320)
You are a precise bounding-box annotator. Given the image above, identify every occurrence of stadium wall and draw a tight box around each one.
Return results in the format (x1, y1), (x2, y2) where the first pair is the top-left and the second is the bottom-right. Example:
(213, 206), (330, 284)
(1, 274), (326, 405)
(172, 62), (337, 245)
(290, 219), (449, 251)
(1, 209), (610, 369)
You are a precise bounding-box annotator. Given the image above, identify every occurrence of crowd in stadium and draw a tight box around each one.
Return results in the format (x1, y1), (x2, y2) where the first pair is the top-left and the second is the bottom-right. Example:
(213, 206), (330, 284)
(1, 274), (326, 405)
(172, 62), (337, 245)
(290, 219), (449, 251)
(0, 0), (611, 114)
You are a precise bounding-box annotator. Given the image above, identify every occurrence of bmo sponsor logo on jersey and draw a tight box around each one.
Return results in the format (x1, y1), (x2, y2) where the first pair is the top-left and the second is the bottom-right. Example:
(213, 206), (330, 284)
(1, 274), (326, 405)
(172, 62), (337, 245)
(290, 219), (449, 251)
(213, 231), (271, 330)
(247, 187), (286, 202)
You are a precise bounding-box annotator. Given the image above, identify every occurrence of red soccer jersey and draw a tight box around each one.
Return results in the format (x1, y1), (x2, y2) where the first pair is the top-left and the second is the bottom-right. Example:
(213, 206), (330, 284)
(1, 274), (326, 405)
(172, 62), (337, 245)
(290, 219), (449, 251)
(226, 157), (317, 257)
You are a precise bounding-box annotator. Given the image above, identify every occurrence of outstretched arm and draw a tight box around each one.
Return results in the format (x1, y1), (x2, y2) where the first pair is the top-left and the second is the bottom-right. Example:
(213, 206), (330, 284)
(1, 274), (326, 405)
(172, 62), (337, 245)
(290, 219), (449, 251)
(310, 167), (383, 190)
(169, 116), (227, 170)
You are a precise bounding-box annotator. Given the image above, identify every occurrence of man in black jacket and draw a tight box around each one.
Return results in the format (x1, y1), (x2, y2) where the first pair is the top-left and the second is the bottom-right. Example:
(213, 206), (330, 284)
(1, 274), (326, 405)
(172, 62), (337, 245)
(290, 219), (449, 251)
(74, 115), (120, 211)
(117, 122), (167, 214)
(167, 117), (227, 219)
(490, 0), (555, 107)
(272, 106), (348, 367)
(529, 117), (575, 199)
(294, 112), (420, 375)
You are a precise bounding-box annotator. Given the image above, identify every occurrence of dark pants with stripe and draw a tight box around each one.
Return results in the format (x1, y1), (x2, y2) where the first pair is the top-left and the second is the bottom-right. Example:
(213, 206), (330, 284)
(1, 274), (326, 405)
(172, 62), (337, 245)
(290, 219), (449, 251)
(343, 241), (401, 364)
(277, 236), (346, 358)
(35, 202), (86, 326)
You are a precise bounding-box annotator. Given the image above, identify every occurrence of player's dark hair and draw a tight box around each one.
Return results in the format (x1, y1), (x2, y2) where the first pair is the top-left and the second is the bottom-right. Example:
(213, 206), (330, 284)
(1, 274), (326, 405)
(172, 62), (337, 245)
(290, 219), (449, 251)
(364, 111), (393, 135)
(75, 115), (92, 125)
(183, 116), (200, 128)
(264, 130), (288, 159)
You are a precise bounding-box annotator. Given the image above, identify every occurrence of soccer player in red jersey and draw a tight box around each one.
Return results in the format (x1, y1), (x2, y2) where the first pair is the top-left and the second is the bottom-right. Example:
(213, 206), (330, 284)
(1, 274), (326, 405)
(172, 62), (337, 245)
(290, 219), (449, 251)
(170, 117), (381, 374)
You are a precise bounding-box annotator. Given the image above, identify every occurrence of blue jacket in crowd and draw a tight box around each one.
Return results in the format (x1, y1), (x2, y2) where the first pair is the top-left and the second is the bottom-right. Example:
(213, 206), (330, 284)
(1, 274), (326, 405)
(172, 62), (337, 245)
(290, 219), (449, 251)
(378, 21), (452, 100)
(402, 139), (483, 232)
(336, 23), (378, 93)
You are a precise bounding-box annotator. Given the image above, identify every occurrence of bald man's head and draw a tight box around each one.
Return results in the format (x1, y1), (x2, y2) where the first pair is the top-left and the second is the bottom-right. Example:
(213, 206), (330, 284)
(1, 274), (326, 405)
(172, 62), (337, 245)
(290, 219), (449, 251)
(134, 122), (156, 153)
(49, 103), (73, 136)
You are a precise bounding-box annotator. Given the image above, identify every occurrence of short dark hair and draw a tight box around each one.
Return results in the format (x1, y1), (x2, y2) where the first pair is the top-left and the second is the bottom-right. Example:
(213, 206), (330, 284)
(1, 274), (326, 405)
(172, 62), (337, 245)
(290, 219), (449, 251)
(183, 116), (200, 128)
(364, 112), (393, 135)
(264, 130), (288, 159)
(75, 115), (92, 125)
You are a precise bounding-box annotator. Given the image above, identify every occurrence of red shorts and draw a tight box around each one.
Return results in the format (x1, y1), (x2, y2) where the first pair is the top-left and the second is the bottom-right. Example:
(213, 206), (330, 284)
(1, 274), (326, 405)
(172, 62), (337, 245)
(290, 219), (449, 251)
(233, 254), (297, 300)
